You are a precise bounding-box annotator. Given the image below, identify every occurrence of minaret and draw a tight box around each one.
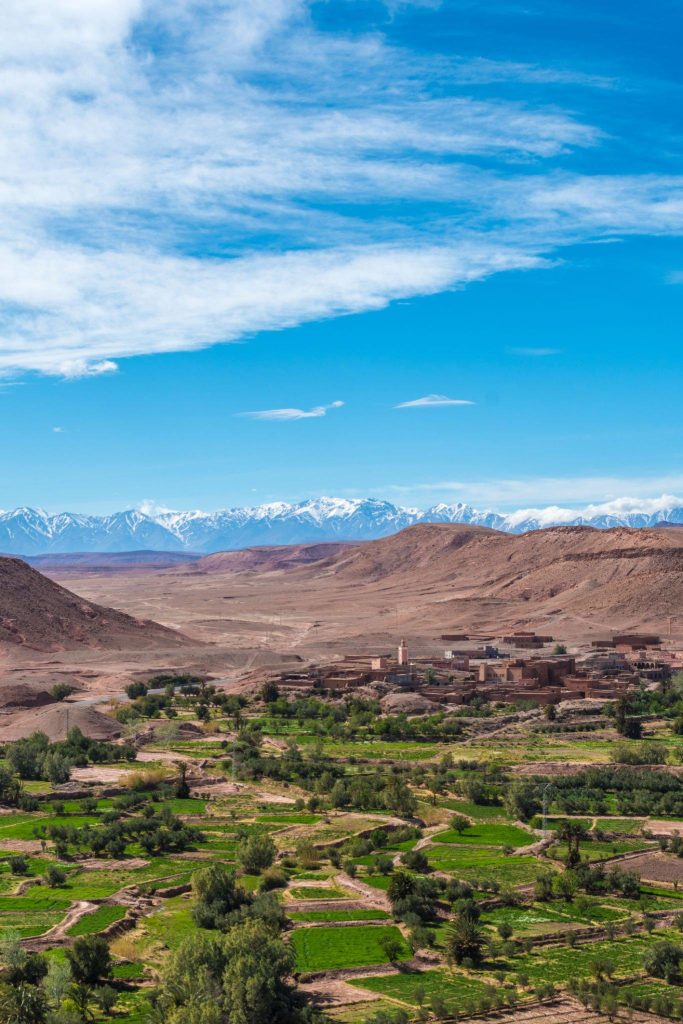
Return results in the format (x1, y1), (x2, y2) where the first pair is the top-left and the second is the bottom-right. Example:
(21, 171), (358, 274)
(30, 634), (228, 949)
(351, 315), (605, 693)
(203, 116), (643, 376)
(398, 639), (408, 666)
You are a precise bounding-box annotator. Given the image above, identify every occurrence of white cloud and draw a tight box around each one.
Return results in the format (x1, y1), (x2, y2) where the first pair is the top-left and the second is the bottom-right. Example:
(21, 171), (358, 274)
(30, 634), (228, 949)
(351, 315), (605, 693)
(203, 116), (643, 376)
(506, 175), (683, 235)
(0, 243), (542, 375)
(504, 493), (683, 527)
(58, 360), (119, 379)
(445, 57), (616, 90)
(239, 400), (344, 421)
(137, 498), (178, 516)
(52, 426), (64, 433)
(0, 2), (679, 378)
(395, 394), (475, 408)
(385, 477), (683, 509)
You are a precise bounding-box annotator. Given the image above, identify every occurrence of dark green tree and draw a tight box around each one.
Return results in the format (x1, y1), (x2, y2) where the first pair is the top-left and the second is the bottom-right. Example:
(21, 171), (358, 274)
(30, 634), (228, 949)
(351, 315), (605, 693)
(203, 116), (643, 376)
(557, 820), (589, 868)
(174, 761), (190, 799)
(191, 864), (250, 930)
(387, 871), (415, 904)
(644, 941), (683, 983)
(238, 833), (276, 875)
(66, 936), (112, 986)
(444, 915), (486, 966)
(154, 922), (304, 1024)
(0, 984), (48, 1024)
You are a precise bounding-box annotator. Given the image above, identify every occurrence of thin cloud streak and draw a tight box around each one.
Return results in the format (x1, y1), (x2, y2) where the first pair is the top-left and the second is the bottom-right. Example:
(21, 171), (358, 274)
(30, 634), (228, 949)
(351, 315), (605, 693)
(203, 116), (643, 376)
(384, 476), (683, 508)
(239, 400), (344, 421)
(508, 347), (561, 356)
(395, 394), (475, 408)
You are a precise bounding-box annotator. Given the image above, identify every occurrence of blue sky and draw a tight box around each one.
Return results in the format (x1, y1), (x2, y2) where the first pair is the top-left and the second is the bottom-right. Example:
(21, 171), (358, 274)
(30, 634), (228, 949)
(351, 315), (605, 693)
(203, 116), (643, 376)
(0, 0), (682, 514)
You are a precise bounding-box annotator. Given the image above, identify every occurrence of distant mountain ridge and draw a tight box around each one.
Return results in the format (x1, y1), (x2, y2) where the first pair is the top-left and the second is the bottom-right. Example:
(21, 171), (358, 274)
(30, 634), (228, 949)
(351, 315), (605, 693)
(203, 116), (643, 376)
(1, 497), (683, 554)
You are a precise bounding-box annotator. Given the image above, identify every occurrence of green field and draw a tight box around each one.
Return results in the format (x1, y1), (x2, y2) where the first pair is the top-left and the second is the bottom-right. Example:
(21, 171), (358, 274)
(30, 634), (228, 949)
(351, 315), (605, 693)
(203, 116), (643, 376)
(296, 736), (443, 760)
(511, 934), (661, 983)
(441, 800), (509, 821)
(291, 924), (411, 972)
(482, 899), (626, 936)
(258, 813), (321, 824)
(289, 909), (391, 922)
(432, 823), (533, 847)
(427, 846), (544, 884)
(68, 904), (128, 936)
(547, 838), (654, 862)
(594, 818), (645, 834)
(351, 968), (491, 1007)
(1, 660), (681, 1024)
(289, 886), (352, 900)
(361, 875), (392, 890)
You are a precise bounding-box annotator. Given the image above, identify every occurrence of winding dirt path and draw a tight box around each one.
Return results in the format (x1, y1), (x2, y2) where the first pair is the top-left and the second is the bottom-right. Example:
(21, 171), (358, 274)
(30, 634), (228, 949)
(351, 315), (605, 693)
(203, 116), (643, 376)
(23, 900), (98, 951)
(333, 872), (392, 912)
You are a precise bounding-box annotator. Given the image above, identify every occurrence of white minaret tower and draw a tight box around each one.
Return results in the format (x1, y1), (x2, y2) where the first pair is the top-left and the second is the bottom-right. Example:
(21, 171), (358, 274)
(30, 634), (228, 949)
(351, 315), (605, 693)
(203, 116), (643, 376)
(398, 639), (408, 666)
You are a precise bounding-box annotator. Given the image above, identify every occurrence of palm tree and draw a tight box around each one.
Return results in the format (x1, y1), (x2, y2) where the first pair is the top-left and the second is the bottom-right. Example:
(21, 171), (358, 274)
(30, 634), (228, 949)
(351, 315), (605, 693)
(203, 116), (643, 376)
(444, 915), (486, 966)
(556, 820), (588, 867)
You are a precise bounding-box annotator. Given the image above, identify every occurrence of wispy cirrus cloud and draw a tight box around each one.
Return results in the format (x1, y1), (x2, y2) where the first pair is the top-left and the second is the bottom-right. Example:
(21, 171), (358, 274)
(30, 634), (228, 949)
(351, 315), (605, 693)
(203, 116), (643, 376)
(385, 475), (683, 509)
(508, 347), (561, 356)
(0, 1), (681, 378)
(395, 394), (475, 408)
(239, 400), (344, 421)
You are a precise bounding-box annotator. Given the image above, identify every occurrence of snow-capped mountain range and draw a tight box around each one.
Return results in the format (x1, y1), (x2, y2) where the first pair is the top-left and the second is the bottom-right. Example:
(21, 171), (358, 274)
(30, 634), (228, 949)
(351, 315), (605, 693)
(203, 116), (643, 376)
(1, 496), (683, 555)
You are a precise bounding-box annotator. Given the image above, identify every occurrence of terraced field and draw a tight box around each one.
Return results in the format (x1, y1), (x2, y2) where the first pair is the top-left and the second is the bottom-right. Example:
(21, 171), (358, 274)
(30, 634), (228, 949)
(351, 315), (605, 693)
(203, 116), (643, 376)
(1, 672), (683, 1024)
(292, 924), (412, 972)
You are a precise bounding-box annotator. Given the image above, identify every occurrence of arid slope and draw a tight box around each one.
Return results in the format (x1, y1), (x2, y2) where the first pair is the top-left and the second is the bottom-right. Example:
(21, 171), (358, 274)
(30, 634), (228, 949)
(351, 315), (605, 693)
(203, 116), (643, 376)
(0, 556), (189, 651)
(191, 542), (352, 574)
(47, 524), (683, 657)
(291, 522), (683, 618)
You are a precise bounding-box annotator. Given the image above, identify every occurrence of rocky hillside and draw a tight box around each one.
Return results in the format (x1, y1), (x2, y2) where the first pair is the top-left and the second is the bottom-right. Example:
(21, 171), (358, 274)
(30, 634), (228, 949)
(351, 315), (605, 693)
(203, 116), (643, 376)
(286, 523), (683, 626)
(0, 556), (189, 650)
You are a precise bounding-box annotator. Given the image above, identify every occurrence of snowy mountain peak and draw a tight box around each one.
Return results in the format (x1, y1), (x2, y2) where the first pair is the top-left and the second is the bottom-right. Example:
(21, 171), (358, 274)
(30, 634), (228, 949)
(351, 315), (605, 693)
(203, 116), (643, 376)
(1, 496), (682, 555)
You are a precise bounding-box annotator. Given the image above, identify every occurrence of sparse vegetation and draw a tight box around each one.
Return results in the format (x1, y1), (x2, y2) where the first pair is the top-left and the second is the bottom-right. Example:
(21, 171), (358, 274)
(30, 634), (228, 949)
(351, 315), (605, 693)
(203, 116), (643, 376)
(0, 653), (680, 1024)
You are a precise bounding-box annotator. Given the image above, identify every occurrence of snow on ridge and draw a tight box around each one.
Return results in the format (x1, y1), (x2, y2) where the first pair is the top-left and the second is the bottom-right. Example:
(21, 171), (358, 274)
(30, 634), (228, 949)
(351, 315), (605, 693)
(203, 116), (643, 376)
(1, 494), (683, 554)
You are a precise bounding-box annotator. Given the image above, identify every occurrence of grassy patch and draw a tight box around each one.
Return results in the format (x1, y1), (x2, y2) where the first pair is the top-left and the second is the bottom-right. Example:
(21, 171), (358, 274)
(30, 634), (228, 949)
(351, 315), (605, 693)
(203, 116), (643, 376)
(328, 1000), (401, 1023)
(258, 814), (321, 825)
(441, 800), (509, 821)
(361, 875), (392, 891)
(511, 934), (661, 984)
(296, 736), (442, 761)
(289, 909), (391, 922)
(68, 904), (127, 936)
(427, 847), (543, 885)
(482, 899), (626, 936)
(112, 961), (146, 980)
(291, 924), (411, 972)
(432, 824), (532, 847)
(289, 886), (352, 900)
(618, 979), (683, 1013)
(351, 969), (491, 1008)
(594, 818), (645, 834)
(547, 838), (653, 862)
(0, 815), (98, 840)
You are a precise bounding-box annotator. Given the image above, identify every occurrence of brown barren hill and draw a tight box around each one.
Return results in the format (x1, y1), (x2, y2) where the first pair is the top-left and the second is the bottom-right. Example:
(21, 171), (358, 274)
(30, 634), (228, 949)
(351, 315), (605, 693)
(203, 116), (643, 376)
(191, 542), (353, 574)
(46, 523), (683, 654)
(0, 555), (189, 651)
(295, 522), (683, 617)
(206, 523), (683, 642)
(0, 703), (122, 742)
